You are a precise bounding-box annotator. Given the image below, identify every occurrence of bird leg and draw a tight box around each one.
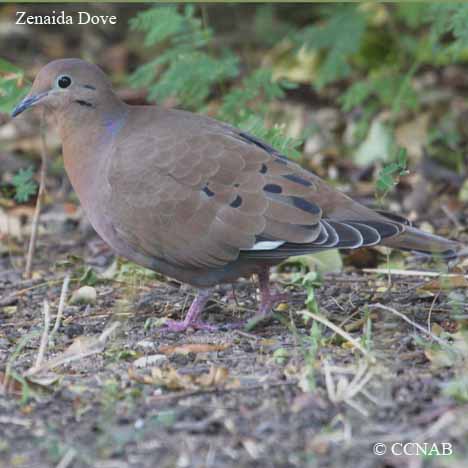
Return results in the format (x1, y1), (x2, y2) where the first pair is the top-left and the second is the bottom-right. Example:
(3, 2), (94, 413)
(163, 288), (216, 332)
(162, 268), (288, 333)
(257, 266), (288, 316)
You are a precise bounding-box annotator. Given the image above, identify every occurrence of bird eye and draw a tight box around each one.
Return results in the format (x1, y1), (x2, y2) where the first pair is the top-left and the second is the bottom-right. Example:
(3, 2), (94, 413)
(57, 75), (72, 89)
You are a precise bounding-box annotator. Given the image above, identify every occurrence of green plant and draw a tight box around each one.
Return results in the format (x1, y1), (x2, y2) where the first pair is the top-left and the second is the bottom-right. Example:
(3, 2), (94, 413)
(376, 147), (408, 202)
(129, 6), (238, 110)
(0, 58), (28, 113)
(294, 270), (322, 314)
(129, 5), (304, 155)
(293, 271), (324, 391)
(301, 320), (323, 392)
(296, 4), (367, 89)
(11, 166), (38, 203)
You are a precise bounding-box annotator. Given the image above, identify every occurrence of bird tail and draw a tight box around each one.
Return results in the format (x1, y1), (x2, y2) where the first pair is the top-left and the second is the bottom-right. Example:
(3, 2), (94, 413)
(382, 225), (462, 260)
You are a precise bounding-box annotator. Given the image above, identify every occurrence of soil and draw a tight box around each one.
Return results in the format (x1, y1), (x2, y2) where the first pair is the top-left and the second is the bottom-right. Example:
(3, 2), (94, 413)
(1, 229), (467, 468)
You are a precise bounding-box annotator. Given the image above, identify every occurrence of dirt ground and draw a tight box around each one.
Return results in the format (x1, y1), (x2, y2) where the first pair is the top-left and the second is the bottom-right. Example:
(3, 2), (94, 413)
(1, 225), (467, 468)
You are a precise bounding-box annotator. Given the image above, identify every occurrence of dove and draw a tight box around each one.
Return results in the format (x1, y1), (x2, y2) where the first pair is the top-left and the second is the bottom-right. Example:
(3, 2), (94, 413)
(11, 59), (461, 332)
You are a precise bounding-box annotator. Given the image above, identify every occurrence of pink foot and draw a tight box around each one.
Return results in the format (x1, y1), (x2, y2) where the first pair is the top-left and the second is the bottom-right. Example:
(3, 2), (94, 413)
(158, 288), (214, 333)
(158, 288), (243, 333)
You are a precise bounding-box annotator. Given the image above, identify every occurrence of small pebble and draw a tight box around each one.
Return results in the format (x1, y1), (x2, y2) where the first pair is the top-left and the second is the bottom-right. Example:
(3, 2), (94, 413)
(70, 286), (97, 305)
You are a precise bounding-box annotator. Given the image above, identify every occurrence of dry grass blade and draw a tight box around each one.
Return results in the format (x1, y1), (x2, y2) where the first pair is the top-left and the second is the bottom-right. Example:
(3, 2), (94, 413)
(366, 303), (451, 349)
(31, 299), (50, 372)
(323, 360), (376, 417)
(299, 309), (376, 363)
(55, 448), (76, 468)
(363, 268), (468, 279)
(25, 322), (120, 376)
(50, 275), (70, 340)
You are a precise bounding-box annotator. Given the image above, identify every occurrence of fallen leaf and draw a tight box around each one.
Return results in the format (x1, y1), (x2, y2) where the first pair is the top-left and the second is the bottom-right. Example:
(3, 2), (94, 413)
(196, 366), (229, 387)
(26, 372), (60, 387)
(25, 323), (119, 375)
(276, 302), (289, 312)
(425, 332), (468, 369)
(129, 365), (230, 391)
(0, 371), (23, 397)
(419, 276), (468, 292)
(150, 367), (194, 391)
(354, 117), (391, 167)
(128, 366), (156, 385)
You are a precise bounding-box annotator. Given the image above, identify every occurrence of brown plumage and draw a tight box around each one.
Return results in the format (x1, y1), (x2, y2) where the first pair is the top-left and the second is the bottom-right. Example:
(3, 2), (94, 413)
(12, 59), (462, 332)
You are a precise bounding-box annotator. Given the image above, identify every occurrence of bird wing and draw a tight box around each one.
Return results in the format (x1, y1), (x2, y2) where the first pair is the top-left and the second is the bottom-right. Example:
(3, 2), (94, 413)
(106, 107), (401, 269)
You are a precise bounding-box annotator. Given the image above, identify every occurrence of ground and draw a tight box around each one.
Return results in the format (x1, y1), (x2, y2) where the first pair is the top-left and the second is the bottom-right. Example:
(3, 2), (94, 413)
(1, 226), (467, 468)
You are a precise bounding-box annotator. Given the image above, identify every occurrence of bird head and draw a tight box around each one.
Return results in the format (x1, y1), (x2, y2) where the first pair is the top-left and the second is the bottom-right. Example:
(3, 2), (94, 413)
(11, 58), (112, 118)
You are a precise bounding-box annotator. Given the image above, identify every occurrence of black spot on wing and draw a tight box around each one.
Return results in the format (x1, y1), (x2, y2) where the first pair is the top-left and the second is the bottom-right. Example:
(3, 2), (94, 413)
(230, 195), (242, 208)
(282, 174), (313, 187)
(264, 184), (283, 194)
(260, 164), (268, 174)
(237, 131), (290, 164)
(238, 131), (275, 153)
(291, 196), (321, 215)
(202, 186), (215, 197)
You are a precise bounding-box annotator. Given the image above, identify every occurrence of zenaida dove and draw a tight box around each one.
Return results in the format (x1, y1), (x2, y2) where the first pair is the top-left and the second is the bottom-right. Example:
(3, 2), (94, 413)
(12, 59), (462, 332)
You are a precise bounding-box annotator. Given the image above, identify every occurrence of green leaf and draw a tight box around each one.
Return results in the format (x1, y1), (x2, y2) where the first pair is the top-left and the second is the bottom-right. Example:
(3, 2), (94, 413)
(129, 6), (239, 110)
(0, 58), (24, 74)
(0, 59), (28, 113)
(12, 167), (37, 203)
(376, 148), (408, 197)
(298, 5), (367, 88)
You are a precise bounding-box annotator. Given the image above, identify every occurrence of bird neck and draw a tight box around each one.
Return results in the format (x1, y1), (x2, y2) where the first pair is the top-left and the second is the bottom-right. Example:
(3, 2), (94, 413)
(57, 92), (128, 141)
(60, 95), (128, 205)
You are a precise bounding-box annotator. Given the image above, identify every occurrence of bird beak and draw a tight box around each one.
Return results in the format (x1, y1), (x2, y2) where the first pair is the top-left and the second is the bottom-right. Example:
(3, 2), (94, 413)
(11, 91), (49, 117)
